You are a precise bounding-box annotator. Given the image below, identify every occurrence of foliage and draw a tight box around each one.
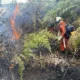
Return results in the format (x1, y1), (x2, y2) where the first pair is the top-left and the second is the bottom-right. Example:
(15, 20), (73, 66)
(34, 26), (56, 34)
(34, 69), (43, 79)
(68, 27), (80, 52)
(2, 0), (80, 79)
(43, 0), (80, 25)
(18, 57), (24, 80)
(23, 29), (56, 57)
(14, 55), (25, 80)
(12, 29), (56, 80)
(72, 18), (80, 29)
(15, 0), (80, 33)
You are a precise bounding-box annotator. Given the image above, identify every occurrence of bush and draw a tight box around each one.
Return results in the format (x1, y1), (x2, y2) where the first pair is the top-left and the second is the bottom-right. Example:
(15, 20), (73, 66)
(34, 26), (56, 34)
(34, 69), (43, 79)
(72, 18), (80, 29)
(68, 27), (80, 52)
(23, 29), (57, 56)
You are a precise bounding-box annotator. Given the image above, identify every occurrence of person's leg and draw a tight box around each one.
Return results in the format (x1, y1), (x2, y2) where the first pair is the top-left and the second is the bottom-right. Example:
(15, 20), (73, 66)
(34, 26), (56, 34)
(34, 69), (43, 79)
(59, 40), (66, 58)
(60, 39), (65, 53)
(65, 38), (69, 56)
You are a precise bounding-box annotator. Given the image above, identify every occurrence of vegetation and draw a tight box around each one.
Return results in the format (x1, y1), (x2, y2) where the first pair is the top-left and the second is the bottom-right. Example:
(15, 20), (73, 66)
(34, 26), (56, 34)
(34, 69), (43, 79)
(1, 0), (80, 80)
(16, 0), (80, 80)
(10, 29), (56, 80)
(23, 29), (55, 55)
(69, 27), (80, 52)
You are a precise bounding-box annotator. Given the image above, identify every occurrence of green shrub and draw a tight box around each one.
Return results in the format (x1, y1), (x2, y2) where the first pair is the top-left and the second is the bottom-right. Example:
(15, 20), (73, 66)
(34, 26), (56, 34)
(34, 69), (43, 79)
(16, 56), (24, 80)
(24, 30), (55, 49)
(69, 27), (80, 52)
(23, 29), (57, 59)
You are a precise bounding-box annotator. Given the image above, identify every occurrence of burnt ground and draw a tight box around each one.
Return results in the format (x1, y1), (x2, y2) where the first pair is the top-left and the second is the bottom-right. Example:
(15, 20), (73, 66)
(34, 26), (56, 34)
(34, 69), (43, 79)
(0, 58), (19, 80)
(23, 65), (80, 80)
(23, 53), (80, 80)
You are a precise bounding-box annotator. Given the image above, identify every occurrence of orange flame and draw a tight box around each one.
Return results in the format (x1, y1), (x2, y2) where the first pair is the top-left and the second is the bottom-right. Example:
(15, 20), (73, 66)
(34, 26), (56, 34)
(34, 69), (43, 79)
(13, 4), (19, 18)
(11, 4), (20, 40)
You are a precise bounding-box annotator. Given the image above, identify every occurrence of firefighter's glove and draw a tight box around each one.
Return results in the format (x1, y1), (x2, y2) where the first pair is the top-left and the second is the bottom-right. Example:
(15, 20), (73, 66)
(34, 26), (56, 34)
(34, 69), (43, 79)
(58, 36), (63, 41)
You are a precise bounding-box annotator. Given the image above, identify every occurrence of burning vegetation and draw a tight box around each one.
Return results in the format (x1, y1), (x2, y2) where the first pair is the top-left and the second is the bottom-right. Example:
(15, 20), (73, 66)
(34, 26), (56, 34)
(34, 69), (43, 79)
(11, 4), (20, 40)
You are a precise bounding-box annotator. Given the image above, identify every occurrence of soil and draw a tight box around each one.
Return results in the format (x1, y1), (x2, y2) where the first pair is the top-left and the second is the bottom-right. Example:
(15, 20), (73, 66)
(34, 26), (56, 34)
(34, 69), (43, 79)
(23, 54), (80, 80)
(0, 58), (19, 80)
(23, 65), (80, 80)
(0, 52), (80, 80)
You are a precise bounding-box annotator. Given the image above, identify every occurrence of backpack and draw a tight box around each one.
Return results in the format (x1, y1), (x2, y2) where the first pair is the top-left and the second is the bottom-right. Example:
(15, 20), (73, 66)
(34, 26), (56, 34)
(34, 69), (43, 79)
(64, 24), (74, 39)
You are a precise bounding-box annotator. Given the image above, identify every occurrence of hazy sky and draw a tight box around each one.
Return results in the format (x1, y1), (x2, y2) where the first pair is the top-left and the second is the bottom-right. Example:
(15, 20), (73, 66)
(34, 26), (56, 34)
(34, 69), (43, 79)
(2, 0), (27, 4)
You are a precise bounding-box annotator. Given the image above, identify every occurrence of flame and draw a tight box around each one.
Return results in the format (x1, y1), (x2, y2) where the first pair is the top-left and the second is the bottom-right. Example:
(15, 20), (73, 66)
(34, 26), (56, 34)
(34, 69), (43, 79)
(11, 4), (20, 40)
(13, 4), (19, 18)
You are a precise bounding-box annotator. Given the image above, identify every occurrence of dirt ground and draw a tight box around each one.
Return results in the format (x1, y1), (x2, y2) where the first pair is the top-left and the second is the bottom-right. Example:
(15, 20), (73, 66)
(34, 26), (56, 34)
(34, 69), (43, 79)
(23, 54), (80, 80)
(23, 65), (80, 80)
(0, 53), (80, 80)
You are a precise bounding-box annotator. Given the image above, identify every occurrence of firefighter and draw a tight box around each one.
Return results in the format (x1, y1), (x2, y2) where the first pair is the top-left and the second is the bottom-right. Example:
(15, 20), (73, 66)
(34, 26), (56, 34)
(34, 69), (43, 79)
(56, 17), (68, 54)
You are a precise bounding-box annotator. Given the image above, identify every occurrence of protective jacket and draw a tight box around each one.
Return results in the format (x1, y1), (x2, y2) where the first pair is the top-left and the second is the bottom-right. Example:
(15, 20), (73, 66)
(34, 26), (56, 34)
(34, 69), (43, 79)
(58, 21), (68, 51)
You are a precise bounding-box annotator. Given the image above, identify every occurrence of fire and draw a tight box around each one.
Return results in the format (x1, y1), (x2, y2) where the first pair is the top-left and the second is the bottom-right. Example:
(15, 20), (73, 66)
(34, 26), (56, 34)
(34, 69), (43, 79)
(13, 4), (19, 18)
(11, 18), (20, 40)
(11, 4), (20, 40)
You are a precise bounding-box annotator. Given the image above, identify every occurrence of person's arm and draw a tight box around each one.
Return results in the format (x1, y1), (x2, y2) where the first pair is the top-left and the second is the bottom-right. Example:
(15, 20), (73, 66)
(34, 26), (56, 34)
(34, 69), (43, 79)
(58, 25), (66, 41)
(61, 25), (66, 37)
